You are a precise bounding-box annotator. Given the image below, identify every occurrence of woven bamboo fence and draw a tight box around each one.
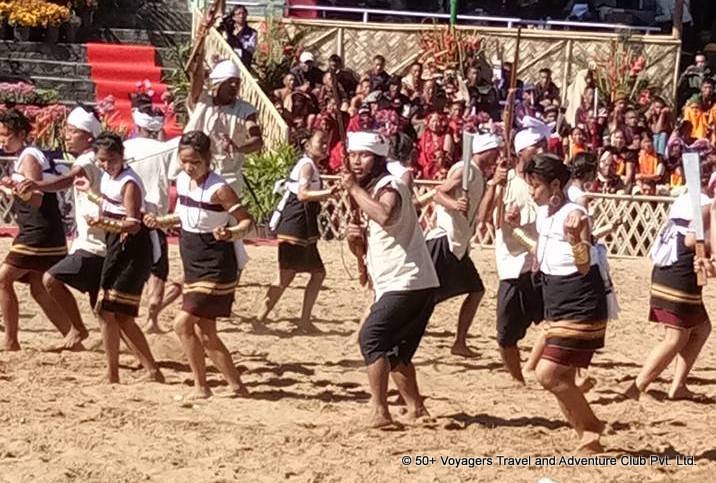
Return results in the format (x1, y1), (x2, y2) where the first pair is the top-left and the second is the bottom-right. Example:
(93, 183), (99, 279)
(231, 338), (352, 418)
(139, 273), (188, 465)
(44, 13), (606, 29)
(279, 19), (682, 103)
(317, 176), (674, 258)
(194, 12), (290, 149)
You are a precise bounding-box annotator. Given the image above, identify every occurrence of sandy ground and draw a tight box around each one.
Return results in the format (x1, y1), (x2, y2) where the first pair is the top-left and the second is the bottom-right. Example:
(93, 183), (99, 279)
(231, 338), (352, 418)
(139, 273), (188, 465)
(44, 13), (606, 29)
(1, 238), (715, 483)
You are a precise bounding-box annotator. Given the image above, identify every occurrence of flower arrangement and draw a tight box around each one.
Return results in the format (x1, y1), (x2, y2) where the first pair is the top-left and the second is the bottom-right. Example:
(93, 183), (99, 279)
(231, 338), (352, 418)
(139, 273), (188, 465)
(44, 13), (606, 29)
(252, 14), (306, 93)
(591, 40), (654, 107)
(0, 82), (59, 105)
(418, 26), (484, 76)
(0, 0), (71, 27)
(0, 103), (68, 150)
(96, 95), (129, 137)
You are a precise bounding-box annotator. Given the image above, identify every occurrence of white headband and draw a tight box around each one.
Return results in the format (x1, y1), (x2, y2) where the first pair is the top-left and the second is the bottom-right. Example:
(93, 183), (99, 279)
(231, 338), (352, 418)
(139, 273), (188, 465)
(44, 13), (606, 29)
(209, 60), (241, 87)
(67, 107), (102, 138)
(514, 129), (546, 154)
(132, 108), (164, 132)
(472, 133), (502, 154)
(347, 131), (389, 157)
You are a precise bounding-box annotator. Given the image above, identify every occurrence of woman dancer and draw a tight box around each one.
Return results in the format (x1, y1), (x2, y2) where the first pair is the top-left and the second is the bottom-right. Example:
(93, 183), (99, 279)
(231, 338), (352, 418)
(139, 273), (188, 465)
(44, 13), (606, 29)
(257, 130), (336, 331)
(526, 153), (608, 453)
(146, 131), (253, 398)
(625, 181), (712, 401)
(0, 109), (71, 351)
(83, 132), (163, 383)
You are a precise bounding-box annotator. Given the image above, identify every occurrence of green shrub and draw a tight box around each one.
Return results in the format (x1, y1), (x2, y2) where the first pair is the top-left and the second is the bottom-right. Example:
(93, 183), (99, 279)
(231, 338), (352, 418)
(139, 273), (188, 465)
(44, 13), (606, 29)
(241, 143), (297, 225)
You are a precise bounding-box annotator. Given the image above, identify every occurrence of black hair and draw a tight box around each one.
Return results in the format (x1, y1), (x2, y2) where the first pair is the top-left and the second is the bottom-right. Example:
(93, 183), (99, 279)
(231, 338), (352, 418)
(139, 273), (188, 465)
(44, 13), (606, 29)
(539, 68), (552, 75)
(388, 131), (414, 163)
(703, 77), (715, 86)
(93, 131), (125, 156)
(329, 54), (342, 63)
(525, 152), (571, 189)
(231, 5), (248, 15)
(570, 152), (598, 181)
(0, 108), (31, 135)
(179, 130), (211, 160)
(373, 54), (386, 63)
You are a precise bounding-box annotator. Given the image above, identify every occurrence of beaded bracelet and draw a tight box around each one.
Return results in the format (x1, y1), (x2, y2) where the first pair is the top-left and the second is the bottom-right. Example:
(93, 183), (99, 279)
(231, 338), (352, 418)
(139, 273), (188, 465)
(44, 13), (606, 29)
(95, 217), (124, 233)
(155, 214), (181, 229)
(86, 190), (102, 206)
(571, 241), (591, 266)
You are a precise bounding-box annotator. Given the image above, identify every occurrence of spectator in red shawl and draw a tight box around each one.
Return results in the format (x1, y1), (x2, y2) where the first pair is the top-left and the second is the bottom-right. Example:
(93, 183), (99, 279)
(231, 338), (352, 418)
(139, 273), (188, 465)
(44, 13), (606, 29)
(448, 100), (466, 161)
(311, 97), (349, 173)
(574, 86), (596, 129)
(417, 111), (454, 179)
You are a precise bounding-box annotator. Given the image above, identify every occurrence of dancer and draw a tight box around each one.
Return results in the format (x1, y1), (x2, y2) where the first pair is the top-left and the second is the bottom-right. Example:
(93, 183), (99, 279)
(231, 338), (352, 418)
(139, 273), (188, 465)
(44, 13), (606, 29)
(625, 182), (712, 401)
(0, 109), (71, 351)
(526, 153), (608, 453)
(83, 132), (163, 383)
(185, 57), (263, 276)
(17, 107), (104, 350)
(257, 130), (337, 331)
(425, 133), (500, 357)
(480, 126), (546, 383)
(146, 131), (252, 398)
(124, 103), (174, 333)
(341, 131), (439, 427)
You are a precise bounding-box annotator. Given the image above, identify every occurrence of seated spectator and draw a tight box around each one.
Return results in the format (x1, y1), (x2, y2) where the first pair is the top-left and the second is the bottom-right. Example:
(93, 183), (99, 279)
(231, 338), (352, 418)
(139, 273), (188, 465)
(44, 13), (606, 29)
(349, 78), (372, 116)
(623, 107), (645, 149)
(535, 68), (560, 107)
(646, 96), (674, 157)
(635, 135), (666, 195)
(366, 55), (391, 92)
(327, 54), (358, 97)
(314, 71), (349, 111)
(676, 51), (712, 108)
(290, 52), (325, 91)
(595, 149), (626, 194)
(273, 74), (298, 107)
(606, 129), (637, 193)
(347, 104), (374, 132)
(433, 149), (450, 181)
(681, 78), (716, 140)
(565, 126), (588, 162)
(607, 93), (628, 133)
(401, 62), (424, 100)
(385, 76), (410, 108)
(417, 112), (454, 179)
(665, 139), (685, 193)
(218, 5), (258, 66)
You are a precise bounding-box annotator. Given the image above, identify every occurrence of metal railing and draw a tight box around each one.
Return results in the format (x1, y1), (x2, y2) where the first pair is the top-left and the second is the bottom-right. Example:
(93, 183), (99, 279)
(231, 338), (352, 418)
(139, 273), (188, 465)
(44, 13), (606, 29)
(258, 3), (662, 34)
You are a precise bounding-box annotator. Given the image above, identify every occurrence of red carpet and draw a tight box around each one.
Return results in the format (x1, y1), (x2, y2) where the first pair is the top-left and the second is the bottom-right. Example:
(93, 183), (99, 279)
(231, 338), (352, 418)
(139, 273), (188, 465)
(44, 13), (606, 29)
(86, 43), (182, 137)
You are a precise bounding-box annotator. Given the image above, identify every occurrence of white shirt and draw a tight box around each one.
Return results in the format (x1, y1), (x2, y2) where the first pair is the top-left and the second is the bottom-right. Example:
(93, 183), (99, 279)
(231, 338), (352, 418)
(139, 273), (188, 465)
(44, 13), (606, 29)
(100, 167), (146, 217)
(184, 93), (258, 195)
(536, 202), (592, 276)
(366, 175), (439, 302)
(71, 152), (106, 256)
(123, 137), (173, 215)
(494, 170), (538, 280)
(286, 155), (321, 194)
(425, 160), (485, 260)
(175, 171), (231, 234)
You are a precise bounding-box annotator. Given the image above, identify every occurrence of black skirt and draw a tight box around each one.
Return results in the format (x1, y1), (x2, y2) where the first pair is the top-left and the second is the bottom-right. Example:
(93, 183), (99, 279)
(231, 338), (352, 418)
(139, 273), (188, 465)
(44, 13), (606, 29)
(541, 265), (608, 368)
(427, 235), (485, 304)
(48, 249), (104, 307)
(649, 234), (708, 329)
(276, 192), (320, 246)
(99, 226), (153, 317)
(278, 242), (324, 273)
(5, 193), (67, 276)
(150, 229), (170, 281)
(180, 229), (237, 319)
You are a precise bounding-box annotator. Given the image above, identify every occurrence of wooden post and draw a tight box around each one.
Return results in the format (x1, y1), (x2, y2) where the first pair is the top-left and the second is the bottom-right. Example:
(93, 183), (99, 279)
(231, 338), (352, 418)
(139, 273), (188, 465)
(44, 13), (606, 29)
(561, 40), (573, 106)
(672, 0), (684, 40)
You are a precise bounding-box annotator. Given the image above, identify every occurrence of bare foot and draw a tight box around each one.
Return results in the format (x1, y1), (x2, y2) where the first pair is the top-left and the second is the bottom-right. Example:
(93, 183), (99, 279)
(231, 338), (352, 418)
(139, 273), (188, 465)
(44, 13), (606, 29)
(227, 382), (250, 398)
(187, 387), (213, 400)
(450, 343), (479, 358)
(368, 406), (393, 428)
(4, 340), (20, 351)
(138, 369), (165, 384)
(576, 433), (605, 455)
(668, 385), (705, 401)
(143, 321), (163, 334)
(622, 381), (642, 401)
(295, 321), (321, 334)
(407, 404), (432, 422)
(577, 376), (597, 394)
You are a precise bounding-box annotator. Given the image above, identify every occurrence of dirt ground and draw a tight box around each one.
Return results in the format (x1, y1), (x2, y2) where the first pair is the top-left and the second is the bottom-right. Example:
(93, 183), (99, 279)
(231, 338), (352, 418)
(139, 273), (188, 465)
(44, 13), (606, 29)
(1, 238), (715, 483)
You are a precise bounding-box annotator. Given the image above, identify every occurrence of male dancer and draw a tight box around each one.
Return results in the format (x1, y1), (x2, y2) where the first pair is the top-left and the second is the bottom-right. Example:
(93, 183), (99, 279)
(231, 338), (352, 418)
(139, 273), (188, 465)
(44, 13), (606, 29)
(342, 131), (439, 427)
(425, 133), (501, 357)
(18, 107), (104, 350)
(124, 104), (176, 333)
(479, 123), (547, 383)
